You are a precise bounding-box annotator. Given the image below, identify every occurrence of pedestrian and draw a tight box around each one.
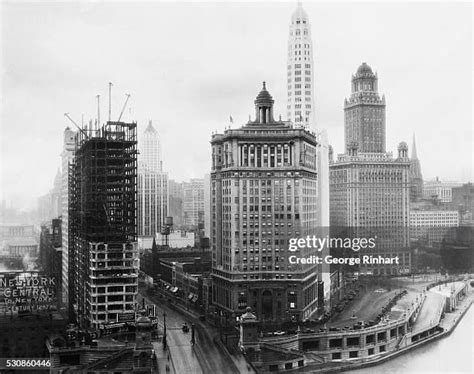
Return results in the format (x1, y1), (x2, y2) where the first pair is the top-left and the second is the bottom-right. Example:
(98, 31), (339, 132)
(166, 364), (170, 372)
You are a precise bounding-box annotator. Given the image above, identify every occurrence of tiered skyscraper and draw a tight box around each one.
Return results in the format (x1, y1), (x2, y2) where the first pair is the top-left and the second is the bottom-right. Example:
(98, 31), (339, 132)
(211, 83), (322, 322)
(344, 62), (386, 153)
(69, 121), (139, 329)
(287, 1), (315, 128)
(330, 63), (411, 276)
(138, 121), (168, 237)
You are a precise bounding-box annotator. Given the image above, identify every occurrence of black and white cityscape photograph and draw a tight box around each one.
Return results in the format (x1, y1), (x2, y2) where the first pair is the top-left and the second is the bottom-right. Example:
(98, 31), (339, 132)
(0, 1), (472, 373)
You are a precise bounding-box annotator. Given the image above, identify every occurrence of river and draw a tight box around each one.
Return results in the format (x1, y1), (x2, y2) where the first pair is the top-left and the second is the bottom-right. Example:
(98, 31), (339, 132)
(348, 305), (473, 373)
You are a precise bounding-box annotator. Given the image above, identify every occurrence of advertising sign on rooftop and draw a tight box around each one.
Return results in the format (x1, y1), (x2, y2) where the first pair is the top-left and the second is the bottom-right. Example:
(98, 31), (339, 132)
(0, 272), (57, 314)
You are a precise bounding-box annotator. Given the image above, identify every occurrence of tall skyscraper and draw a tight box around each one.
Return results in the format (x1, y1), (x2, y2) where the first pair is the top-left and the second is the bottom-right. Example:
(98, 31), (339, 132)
(69, 121), (139, 329)
(330, 64), (411, 276)
(183, 178), (204, 228)
(287, 1), (315, 128)
(61, 127), (76, 314)
(344, 62), (386, 153)
(169, 179), (184, 227)
(409, 134), (423, 201)
(138, 121), (169, 237)
(211, 83), (321, 322)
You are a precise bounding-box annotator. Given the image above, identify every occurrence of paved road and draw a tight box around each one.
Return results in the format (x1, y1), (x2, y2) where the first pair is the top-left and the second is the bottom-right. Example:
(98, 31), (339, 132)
(412, 291), (445, 333)
(139, 291), (240, 374)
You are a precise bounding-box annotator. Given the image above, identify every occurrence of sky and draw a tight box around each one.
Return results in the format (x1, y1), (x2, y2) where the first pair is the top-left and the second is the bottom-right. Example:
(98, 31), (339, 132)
(1, 0), (472, 210)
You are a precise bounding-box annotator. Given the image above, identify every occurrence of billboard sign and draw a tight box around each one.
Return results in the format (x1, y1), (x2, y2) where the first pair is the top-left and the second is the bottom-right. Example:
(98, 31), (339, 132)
(0, 272), (57, 314)
(118, 312), (135, 322)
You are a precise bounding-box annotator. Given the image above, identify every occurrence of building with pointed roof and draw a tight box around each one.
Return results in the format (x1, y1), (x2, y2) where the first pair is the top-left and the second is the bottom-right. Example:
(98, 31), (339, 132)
(287, 1), (316, 129)
(409, 134), (424, 201)
(138, 120), (169, 237)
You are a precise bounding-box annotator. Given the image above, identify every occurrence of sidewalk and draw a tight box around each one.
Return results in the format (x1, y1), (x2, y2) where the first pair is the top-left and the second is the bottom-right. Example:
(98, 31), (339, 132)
(214, 336), (256, 374)
(154, 343), (176, 374)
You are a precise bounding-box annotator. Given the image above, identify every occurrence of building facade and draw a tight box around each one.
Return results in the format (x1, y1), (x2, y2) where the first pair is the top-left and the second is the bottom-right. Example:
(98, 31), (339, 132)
(0, 225), (35, 238)
(211, 83), (322, 322)
(69, 121), (139, 330)
(169, 180), (184, 228)
(39, 218), (63, 304)
(183, 178), (204, 228)
(423, 178), (463, 203)
(61, 127), (76, 314)
(204, 173), (211, 238)
(409, 209), (459, 244)
(330, 63), (411, 276)
(451, 182), (474, 225)
(287, 2), (315, 128)
(138, 121), (169, 237)
(344, 63), (386, 154)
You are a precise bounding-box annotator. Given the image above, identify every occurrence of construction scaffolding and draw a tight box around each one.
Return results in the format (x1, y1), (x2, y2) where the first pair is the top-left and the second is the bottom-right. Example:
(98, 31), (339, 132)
(69, 120), (139, 330)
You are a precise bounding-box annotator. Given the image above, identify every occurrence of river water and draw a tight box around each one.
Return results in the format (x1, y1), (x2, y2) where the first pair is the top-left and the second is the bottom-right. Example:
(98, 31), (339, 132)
(348, 305), (473, 374)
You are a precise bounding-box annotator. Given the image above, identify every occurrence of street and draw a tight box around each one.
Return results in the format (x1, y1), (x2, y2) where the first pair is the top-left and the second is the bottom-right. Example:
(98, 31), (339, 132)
(139, 290), (242, 374)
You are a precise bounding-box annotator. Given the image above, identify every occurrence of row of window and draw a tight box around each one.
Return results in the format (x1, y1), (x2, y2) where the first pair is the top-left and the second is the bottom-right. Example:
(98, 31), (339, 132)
(290, 63), (312, 69)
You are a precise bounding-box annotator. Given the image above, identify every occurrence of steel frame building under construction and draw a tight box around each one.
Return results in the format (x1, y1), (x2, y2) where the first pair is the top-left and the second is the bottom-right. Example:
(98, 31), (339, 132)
(69, 121), (139, 330)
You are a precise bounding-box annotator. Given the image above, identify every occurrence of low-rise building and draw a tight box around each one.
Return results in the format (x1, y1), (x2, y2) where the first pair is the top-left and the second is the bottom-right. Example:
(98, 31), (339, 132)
(410, 209), (459, 245)
(423, 178), (462, 203)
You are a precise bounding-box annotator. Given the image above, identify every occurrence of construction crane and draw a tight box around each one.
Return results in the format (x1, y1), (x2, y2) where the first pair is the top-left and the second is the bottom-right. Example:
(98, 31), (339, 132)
(64, 113), (89, 139)
(118, 94), (131, 122)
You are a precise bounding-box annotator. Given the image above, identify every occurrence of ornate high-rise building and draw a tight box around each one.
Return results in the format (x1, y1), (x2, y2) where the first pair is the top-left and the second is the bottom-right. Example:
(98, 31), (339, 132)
(138, 121), (169, 237)
(211, 83), (322, 322)
(344, 62), (386, 153)
(330, 64), (411, 276)
(409, 134), (423, 201)
(287, 1), (315, 128)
